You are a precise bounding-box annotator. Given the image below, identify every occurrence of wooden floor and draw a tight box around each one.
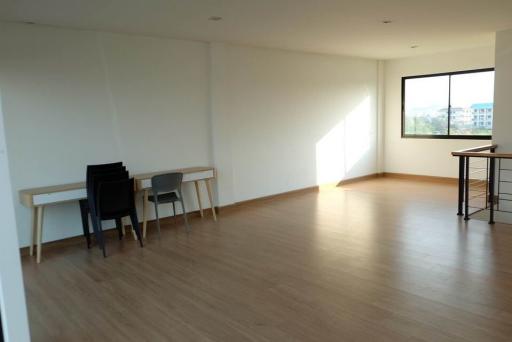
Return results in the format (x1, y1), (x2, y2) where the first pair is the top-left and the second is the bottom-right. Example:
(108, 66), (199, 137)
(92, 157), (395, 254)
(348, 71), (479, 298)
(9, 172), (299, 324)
(22, 178), (512, 342)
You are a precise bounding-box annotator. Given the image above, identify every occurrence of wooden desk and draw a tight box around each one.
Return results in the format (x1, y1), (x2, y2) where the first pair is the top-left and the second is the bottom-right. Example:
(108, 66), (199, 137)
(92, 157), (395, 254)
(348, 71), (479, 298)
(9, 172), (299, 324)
(19, 166), (217, 263)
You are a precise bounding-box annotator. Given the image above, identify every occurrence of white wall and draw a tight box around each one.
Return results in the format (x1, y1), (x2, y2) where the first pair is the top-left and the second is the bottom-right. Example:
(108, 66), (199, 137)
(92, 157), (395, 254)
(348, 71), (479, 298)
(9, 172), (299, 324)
(493, 29), (512, 151)
(0, 23), (380, 246)
(0, 90), (30, 341)
(209, 43), (237, 206)
(384, 46), (495, 177)
(0, 23), (212, 247)
(491, 29), (512, 220)
(98, 33), (212, 173)
(212, 45), (378, 203)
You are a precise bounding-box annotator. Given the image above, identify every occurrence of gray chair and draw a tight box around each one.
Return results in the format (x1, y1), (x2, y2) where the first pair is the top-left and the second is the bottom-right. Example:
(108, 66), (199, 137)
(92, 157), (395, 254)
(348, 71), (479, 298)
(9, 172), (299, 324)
(149, 172), (190, 237)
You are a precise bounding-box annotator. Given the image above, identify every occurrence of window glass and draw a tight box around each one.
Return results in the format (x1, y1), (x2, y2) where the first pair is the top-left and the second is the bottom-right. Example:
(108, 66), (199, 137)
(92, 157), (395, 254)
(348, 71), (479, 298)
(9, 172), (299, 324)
(450, 71), (494, 136)
(402, 69), (494, 139)
(404, 75), (449, 135)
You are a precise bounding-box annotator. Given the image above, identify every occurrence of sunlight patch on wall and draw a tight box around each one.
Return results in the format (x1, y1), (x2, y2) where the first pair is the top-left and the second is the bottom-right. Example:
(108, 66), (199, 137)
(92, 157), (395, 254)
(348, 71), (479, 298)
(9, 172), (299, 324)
(346, 96), (371, 171)
(316, 120), (346, 185)
(316, 96), (371, 185)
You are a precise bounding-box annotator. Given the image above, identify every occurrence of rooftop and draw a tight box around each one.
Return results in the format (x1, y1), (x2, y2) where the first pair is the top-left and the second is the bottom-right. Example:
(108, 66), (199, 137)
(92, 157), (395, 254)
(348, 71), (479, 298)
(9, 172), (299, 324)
(471, 103), (494, 109)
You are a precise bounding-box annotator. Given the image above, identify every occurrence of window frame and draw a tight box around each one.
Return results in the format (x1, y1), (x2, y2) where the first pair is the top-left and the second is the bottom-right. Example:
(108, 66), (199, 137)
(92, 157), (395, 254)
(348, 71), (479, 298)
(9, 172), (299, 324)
(401, 67), (494, 140)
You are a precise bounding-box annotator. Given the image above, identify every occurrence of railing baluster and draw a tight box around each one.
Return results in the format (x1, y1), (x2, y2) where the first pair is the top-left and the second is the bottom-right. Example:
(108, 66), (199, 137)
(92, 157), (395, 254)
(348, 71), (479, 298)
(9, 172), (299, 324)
(489, 156), (496, 224)
(485, 157), (489, 209)
(464, 156), (470, 221)
(457, 156), (465, 216)
(497, 158), (501, 211)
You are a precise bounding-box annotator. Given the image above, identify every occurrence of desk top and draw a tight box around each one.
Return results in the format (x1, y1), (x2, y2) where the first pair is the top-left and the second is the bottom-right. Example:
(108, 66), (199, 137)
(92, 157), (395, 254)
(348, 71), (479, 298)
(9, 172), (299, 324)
(19, 166), (215, 207)
(133, 166), (214, 181)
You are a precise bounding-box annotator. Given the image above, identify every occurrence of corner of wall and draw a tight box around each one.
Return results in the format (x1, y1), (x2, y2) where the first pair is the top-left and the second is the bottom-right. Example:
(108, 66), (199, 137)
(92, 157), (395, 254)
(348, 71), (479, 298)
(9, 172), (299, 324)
(0, 89), (31, 342)
(376, 60), (386, 173)
(208, 42), (236, 206)
(493, 28), (512, 151)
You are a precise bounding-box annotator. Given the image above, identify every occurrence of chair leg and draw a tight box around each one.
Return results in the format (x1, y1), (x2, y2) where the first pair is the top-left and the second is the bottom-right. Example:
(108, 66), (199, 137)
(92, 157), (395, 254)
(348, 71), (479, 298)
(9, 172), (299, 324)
(96, 219), (107, 258)
(121, 218), (126, 236)
(79, 200), (91, 248)
(172, 201), (177, 224)
(178, 192), (190, 231)
(115, 218), (123, 240)
(154, 201), (161, 239)
(129, 210), (144, 247)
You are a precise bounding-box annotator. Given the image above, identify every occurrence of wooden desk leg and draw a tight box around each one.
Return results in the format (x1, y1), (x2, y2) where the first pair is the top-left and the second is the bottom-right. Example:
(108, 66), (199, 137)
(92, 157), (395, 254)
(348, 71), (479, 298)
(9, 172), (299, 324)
(142, 189), (149, 239)
(194, 181), (204, 218)
(205, 179), (217, 221)
(30, 206), (37, 256)
(131, 224), (138, 240)
(36, 206), (44, 264)
(121, 217), (126, 236)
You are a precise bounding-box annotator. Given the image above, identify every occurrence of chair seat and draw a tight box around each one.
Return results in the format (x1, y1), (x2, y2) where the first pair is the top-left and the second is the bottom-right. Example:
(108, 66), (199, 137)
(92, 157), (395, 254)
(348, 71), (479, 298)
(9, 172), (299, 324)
(148, 191), (179, 204)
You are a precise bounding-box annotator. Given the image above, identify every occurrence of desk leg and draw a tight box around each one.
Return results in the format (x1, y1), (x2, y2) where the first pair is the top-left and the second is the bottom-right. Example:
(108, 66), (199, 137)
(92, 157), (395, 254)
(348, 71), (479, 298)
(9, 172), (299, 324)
(194, 181), (204, 218)
(29, 207), (37, 256)
(142, 189), (149, 239)
(121, 217), (126, 236)
(36, 206), (44, 264)
(205, 179), (217, 221)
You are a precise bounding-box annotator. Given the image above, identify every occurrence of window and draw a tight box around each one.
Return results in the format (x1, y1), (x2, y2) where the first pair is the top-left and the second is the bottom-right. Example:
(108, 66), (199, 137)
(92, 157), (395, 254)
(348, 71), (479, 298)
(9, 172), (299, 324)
(402, 68), (494, 139)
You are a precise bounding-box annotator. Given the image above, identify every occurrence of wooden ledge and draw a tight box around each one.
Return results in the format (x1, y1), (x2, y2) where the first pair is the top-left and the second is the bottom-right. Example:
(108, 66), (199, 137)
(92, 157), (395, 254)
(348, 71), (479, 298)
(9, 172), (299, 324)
(451, 144), (499, 157)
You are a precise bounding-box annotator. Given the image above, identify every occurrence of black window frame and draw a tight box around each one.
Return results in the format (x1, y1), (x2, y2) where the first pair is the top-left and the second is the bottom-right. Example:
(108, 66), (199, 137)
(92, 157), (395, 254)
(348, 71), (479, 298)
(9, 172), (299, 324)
(401, 67), (494, 140)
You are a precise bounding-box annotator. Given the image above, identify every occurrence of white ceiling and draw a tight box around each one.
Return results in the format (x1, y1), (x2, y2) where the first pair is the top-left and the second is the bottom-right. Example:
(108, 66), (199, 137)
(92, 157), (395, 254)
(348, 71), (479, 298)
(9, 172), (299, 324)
(1, 0), (511, 59)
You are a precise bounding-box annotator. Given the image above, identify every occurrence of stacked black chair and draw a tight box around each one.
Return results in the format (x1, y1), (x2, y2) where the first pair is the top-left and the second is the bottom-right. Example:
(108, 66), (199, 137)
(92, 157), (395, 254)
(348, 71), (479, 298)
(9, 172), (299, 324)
(79, 162), (124, 248)
(94, 176), (143, 256)
(80, 162), (143, 257)
(89, 169), (129, 255)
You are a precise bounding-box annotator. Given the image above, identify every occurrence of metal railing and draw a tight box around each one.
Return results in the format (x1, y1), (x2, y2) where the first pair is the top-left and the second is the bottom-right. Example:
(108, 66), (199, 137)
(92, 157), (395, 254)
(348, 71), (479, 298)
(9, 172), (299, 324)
(451, 144), (512, 224)
(466, 157), (489, 214)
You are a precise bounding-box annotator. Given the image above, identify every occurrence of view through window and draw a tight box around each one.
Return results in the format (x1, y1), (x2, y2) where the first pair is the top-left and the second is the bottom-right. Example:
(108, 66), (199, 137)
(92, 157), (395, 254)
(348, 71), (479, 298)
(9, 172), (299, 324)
(402, 68), (494, 138)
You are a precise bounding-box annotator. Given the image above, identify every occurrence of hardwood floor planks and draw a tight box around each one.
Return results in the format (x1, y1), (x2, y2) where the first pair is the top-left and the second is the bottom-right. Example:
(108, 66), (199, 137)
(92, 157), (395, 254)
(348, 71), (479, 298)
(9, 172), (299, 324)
(22, 178), (512, 341)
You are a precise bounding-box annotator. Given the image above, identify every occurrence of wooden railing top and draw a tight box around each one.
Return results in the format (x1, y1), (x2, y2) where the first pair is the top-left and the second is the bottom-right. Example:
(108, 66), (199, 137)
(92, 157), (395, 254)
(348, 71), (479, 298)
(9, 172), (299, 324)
(451, 144), (512, 158)
(452, 144), (497, 154)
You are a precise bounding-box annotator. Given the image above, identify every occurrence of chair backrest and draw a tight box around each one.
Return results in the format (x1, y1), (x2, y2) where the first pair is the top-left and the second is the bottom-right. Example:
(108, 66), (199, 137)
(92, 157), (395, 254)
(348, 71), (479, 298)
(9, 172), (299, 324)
(87, 168), (127, 198)
(86, 162), (123, 177)
(87, 166), (126, 188)
(88, 170), (129, 213)
(97, 178), (135, 217)
(86, 163), (125, 193)
(151, 172), (183, 195)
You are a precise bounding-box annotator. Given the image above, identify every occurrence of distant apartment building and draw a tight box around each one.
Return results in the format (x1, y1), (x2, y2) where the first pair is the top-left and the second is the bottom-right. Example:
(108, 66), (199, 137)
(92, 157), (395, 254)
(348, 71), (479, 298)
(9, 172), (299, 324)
(449, 107), (473, 127)
(438, 107), (473, 127)
(436, 103), (493, 132)
(471, 103), (493, 129)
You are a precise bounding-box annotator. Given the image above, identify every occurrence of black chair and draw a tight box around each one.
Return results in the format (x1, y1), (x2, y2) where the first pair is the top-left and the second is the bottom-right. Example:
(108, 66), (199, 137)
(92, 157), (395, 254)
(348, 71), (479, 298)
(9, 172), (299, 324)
(87, 170), (134, 256)
(81, 163), (125, 242)
(79, 162), (124, 248)
(94, 178), (143, 257)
